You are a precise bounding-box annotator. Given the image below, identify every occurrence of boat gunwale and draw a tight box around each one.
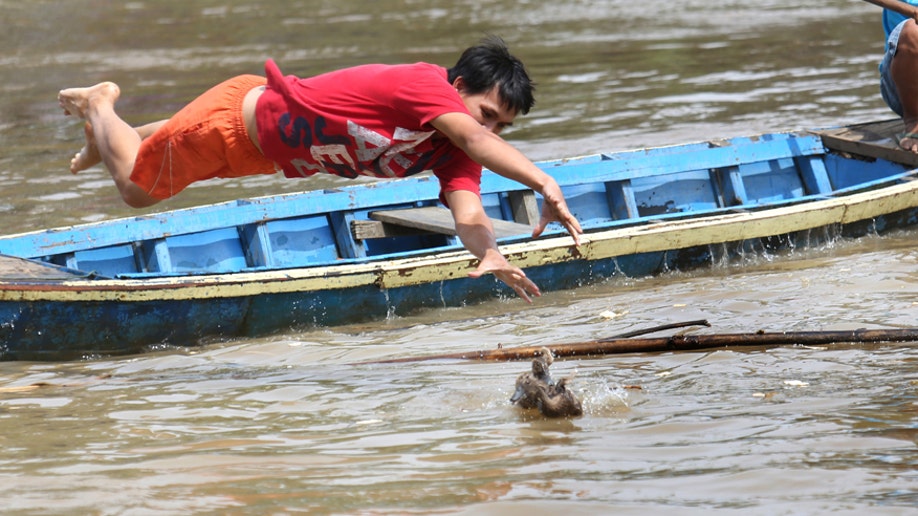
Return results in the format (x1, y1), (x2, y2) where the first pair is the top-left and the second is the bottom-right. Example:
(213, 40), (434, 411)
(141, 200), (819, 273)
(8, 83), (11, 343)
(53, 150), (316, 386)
(2, 173), (916, 302)
(0, 130), (824, 258)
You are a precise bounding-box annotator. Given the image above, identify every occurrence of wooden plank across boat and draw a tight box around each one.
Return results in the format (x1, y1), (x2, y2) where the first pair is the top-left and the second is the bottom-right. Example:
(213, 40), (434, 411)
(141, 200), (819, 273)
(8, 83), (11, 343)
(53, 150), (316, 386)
(1, 119), (917, 360)
(812, 118), (918, 167)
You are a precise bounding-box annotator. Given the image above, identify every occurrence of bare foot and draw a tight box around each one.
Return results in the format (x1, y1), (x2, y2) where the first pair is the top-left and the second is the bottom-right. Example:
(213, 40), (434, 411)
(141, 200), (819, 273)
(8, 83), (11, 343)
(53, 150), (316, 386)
(896, 118), (918, 153)
(70, 122), (101, 174)
(899, 134), (918, 153)
(58, 82), (120, 119)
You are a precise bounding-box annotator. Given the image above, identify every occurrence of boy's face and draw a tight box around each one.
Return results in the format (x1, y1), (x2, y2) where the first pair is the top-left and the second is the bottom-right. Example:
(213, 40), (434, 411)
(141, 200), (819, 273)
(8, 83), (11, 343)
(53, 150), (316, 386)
(454, 79), (517, 135)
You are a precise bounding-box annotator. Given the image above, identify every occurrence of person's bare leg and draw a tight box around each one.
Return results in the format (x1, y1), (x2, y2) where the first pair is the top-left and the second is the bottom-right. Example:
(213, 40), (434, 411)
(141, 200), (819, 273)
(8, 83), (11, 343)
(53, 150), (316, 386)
(891, 20), (918, 152)
(58, 82), (160, 208)
(135, 120), (168, 140)
(70, 120), (168, 174)
(70, 122), (101, 174)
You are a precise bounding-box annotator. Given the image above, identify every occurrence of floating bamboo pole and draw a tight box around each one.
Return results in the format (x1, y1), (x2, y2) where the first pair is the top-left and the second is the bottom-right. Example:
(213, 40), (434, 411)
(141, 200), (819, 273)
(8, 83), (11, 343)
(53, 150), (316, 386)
(363, 327), (918, 364)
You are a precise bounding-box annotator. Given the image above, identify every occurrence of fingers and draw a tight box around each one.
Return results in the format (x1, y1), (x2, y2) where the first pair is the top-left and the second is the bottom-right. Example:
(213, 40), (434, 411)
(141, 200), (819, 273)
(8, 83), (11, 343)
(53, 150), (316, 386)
(469, 262), (541, 303)
(551, 199), (583, 238)
(500, 273), (538, 304)
(512, 282), (535, 304)
(506, 272), (539, 303)
(561, 215), (582, 246)
(531, 220), (546, 239)
(535, 196), (583, 246)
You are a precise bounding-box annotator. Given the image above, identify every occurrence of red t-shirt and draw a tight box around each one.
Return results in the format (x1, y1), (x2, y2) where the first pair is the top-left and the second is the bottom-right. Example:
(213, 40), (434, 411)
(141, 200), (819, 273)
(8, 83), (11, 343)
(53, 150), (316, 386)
(255, 59), (482, 199)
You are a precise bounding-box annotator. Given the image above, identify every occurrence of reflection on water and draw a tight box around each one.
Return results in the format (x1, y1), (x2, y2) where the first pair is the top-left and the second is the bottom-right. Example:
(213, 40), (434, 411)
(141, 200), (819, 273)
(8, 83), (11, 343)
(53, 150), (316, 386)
(0, 0), (917, 514)
(1, 231), (915, 514)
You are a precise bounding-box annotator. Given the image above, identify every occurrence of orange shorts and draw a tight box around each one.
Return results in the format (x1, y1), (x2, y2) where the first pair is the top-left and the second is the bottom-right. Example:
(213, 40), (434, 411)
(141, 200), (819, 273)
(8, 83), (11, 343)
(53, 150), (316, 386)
(131, 74), (277, 200)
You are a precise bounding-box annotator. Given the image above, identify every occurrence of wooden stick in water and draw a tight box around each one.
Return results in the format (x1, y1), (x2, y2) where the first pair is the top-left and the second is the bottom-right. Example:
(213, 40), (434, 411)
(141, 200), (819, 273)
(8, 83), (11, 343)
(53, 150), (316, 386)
(361, 328), (918, 364)
(605, 319), (711, 339)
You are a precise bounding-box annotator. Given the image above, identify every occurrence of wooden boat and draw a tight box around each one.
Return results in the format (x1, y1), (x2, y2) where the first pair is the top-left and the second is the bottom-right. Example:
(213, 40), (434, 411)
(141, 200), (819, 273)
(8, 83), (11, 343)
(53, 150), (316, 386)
(1, 119), (917, 360)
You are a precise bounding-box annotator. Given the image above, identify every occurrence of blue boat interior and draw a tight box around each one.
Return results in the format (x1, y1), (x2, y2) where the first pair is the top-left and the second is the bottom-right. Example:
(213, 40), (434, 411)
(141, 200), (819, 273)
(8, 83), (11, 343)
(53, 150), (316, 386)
(1, 131), (913, 279)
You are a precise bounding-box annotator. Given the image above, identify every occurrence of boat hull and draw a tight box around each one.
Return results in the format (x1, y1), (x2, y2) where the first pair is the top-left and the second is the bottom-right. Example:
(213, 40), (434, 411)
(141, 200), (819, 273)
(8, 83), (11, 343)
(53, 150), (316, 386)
(2, 122), (917, 360)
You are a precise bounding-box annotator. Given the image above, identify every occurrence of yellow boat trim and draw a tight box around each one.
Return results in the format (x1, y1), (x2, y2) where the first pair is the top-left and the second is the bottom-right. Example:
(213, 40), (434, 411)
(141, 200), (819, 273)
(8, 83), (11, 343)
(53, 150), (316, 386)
(2, 179), (917, 302)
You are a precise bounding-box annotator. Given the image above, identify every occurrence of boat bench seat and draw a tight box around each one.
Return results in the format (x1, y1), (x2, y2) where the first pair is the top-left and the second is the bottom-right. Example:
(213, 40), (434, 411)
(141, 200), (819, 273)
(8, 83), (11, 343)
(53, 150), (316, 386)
(813, 118), (918, 167)
(352, 206), (532, 240)
(0, 255), (94, 280)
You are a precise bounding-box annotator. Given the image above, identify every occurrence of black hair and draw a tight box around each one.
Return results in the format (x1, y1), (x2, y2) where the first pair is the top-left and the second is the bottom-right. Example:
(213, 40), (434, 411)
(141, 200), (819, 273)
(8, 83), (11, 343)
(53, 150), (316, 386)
(447, 35), (535, 115)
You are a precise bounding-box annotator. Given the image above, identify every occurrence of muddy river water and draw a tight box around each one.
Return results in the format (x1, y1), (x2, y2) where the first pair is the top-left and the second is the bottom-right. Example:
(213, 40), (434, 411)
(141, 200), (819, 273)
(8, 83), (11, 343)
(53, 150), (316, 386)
(0, 0), (916, 514)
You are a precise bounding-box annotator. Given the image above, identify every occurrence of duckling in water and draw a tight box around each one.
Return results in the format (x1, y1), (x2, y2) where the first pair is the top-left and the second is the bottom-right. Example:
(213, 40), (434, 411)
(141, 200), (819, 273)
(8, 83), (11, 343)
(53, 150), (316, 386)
(510, 348), (583, 418)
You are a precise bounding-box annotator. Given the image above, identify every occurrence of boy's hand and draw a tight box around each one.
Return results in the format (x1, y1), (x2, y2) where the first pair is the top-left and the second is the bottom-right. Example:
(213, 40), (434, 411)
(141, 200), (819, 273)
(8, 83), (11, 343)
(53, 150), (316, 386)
(469, 250), (541, 303)
(532, 180), (583, 246)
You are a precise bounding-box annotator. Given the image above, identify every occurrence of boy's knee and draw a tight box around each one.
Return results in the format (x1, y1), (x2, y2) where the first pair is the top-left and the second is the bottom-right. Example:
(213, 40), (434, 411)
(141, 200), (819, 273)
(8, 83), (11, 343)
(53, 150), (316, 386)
(121, 183), (160, 208)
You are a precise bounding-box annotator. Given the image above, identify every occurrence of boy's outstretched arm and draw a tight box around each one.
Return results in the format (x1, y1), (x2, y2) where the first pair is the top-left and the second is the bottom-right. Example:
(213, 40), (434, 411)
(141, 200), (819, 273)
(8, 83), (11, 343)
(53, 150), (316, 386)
(443, 189), (541, 303)
(431, 112), (583, 245)
(863, 0), (918, 20)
